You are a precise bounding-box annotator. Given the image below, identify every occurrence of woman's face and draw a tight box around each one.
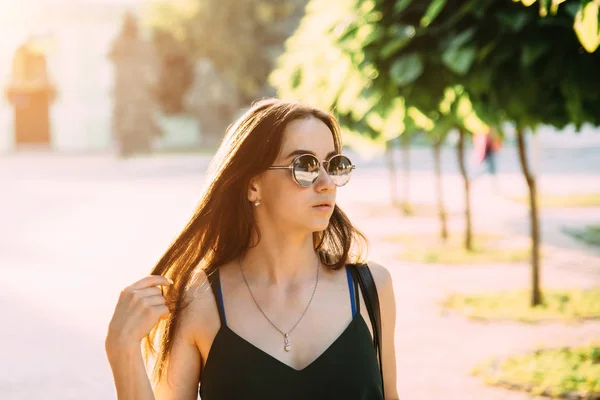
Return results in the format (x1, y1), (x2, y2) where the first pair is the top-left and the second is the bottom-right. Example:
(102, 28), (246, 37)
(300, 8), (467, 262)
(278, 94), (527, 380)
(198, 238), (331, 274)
(252, 116), (338, 234)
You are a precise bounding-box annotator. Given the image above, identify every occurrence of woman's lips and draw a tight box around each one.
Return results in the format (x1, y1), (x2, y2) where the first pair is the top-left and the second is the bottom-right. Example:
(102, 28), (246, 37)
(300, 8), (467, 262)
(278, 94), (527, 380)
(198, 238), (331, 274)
(312, 204), (332, 211)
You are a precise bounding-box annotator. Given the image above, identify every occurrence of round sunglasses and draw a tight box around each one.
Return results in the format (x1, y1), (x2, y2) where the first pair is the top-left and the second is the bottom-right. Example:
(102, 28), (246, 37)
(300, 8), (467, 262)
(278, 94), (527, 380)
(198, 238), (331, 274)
(267, 154), (356, 187)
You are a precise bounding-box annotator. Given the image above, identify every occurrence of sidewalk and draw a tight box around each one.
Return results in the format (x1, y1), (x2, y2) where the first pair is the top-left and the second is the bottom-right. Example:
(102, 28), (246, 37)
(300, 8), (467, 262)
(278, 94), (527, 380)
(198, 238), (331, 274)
(346, 174), (600, 400)
(1, 152), (599, 399)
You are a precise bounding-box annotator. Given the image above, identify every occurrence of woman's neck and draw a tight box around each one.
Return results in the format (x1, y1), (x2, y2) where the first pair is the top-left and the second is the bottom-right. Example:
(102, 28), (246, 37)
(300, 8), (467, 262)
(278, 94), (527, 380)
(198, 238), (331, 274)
(241, 229), (319, 287)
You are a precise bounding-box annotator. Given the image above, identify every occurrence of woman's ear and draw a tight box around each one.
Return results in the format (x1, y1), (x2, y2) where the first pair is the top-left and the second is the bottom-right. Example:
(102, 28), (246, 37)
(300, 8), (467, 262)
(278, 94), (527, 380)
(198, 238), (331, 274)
(247, 175), (262, 203)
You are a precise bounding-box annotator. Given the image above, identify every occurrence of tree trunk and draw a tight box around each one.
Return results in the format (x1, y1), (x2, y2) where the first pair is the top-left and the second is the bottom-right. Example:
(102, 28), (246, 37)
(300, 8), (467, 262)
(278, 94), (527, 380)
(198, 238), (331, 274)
(516, 128), (542, 306)
(385, 140), (399, 206)
(433, 138), (448, 240)
(401, 133), (412, 215)
(456, 127), (473, 251)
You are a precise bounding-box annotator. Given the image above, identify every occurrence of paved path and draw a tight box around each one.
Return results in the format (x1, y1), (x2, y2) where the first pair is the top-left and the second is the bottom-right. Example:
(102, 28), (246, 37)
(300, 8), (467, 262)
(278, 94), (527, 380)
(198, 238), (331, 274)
(1, 146), (599, 399)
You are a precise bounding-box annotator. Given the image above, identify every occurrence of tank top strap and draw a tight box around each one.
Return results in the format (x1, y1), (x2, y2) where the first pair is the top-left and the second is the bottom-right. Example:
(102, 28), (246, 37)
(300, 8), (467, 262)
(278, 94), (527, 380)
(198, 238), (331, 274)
(345, 265), (360, 317)
(206, 268), (227, 326)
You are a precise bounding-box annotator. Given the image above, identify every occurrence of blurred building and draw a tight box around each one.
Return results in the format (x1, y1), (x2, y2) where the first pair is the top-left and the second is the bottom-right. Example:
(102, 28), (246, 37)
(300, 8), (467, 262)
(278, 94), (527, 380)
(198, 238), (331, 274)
(0, 0), (200, 153)
(0, 2), (112, 151)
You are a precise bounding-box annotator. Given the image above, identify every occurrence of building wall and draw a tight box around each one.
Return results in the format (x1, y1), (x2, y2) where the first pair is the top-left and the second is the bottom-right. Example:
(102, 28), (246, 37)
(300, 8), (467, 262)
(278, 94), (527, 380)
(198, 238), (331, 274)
(0, 3), (138, 152)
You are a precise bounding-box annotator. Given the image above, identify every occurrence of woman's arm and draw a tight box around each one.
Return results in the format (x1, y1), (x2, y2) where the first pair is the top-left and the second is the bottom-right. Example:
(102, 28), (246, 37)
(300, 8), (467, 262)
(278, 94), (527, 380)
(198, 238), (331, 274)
(106, 321), (201, 400)
(106, 341), (156, 400)
(105, 281), (204, 400)
(151, 284), (206, 400)
(369, 261), (400, 400)
(151, 323), (202, 400)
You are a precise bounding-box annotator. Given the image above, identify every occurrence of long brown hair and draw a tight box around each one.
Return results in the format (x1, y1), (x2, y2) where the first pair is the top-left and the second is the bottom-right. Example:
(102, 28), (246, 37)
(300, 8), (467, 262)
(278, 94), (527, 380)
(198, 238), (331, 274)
(143, 98), (368, 384)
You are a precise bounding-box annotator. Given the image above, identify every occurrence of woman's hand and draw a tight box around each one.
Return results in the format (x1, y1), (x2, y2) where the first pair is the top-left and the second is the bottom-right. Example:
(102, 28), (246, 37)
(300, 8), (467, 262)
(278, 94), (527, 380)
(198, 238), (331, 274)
(105, 275), (173, 355)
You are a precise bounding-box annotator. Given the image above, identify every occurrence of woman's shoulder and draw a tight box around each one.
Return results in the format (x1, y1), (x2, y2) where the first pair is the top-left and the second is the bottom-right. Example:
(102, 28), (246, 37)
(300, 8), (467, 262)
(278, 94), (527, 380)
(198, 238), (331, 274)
(365, 261), (397, 328)
(362, 260), (392, 286)
(365, 260), (394, 297)
(178, 268), (223, 348)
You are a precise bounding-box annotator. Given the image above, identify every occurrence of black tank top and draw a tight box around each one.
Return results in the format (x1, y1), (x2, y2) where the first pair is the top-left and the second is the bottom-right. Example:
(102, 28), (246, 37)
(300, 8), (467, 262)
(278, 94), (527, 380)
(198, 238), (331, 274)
(199, 266), (384, 400)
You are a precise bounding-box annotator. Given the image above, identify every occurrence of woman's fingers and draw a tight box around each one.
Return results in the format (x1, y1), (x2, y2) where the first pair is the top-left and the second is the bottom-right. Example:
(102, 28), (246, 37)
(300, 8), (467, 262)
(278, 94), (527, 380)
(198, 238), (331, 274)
(128, 275), (173, 291)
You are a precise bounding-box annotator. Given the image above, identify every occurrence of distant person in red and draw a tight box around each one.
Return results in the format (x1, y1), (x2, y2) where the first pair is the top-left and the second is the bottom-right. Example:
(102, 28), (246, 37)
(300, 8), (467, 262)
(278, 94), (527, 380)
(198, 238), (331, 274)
(472, 128), (502, 189)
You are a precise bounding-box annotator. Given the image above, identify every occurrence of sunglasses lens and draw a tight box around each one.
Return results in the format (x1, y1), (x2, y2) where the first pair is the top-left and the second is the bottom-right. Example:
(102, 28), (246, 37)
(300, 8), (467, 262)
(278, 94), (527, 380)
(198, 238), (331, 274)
(293, 155), (320, 187)
(327, 155), (353, 186)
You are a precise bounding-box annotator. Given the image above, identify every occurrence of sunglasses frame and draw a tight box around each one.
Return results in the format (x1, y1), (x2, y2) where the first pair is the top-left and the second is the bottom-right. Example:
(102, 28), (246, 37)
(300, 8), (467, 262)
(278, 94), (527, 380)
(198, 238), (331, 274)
(267, 153), (356, 187)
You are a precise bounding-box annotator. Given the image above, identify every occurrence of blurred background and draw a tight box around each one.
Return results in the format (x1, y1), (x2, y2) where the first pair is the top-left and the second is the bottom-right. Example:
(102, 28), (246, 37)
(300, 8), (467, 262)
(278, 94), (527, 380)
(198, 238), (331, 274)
(1, 0), (599, 399)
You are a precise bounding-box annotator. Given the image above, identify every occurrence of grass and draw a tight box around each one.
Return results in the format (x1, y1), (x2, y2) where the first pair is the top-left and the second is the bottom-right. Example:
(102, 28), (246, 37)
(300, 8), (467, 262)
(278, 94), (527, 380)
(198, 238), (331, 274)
(442, 288), (600, 322)
(472, 345), (600, 399)
(386, 232), (531, 264)
(509, 193), (600, 208)
(563, 225), (600, 247)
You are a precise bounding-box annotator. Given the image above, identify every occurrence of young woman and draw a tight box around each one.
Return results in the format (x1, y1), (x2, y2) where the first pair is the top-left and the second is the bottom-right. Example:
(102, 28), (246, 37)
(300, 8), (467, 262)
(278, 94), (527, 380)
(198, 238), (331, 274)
(105, 98), (398, 399)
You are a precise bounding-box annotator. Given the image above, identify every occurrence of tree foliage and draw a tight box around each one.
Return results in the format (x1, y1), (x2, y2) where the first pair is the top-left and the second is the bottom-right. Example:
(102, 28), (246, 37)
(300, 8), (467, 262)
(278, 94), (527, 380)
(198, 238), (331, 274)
(147, 0), (307, 104)
(275, 0), (600, 136)
(272, 0), (488, 149)
(273, 0), (600, 305)
(272, 0), (409, 151)
(516, 0), (600, 52)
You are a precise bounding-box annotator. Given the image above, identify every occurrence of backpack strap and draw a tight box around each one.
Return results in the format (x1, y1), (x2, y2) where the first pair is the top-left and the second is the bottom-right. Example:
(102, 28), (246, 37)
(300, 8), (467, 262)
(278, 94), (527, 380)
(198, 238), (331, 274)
(206, 268), (227, 326)
(349, 263), (384, 398)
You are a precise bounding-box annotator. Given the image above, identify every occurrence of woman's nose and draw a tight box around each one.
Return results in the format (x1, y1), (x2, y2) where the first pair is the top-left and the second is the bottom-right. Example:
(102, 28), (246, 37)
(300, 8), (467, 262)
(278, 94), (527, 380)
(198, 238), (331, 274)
(314, 163), (334, 190)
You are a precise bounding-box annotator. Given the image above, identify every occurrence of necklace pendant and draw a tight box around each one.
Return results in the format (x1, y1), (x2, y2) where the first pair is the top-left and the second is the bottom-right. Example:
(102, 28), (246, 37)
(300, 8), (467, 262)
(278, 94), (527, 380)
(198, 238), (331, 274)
(284, 334), (291, 352)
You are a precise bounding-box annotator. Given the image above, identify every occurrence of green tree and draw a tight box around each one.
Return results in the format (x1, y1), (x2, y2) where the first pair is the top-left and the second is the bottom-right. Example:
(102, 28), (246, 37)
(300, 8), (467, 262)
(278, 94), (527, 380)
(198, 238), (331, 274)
(274, 0), (600, 307)
(387, 130), (418, 215)
(147, 0), (307, 140)
(341, 0), (600, 306)
(349, 0), (600, 305)
(273, 0), (414, 208)
(459, 0), (600, 305)
(272, 0), (459, 237)
(408, 107), (451, 239)
(331, 0), (489, 249)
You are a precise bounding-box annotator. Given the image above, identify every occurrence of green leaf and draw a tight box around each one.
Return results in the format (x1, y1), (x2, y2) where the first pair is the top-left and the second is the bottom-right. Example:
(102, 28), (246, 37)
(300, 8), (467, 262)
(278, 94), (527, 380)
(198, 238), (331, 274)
(407, 106), (435, 130)
(381, 24), (417, 59)
(389, 23), (417, 38)
(574, 1), (600, 53)
(550, 0), (566, 15)
(477, 40), (498, 61)
(563, 0), (579, 17)
(381, 98), (406, 140)
(444, 28), (476, 49)
(442, 45), (476, 75)
(290, 67), (302, 89)
(550, 0), (567, 15)
(421, 0), (448, 27)
(359, 0), (376, 14)
(538, 0), (549, 16)
(521, 41), (550, 66)
(496, 11), (531, 32)
(381, 38), (412, 58)
(336, 23), (360, 43)
(362, 25), (384, 46)
(394, 0), (413, 14)
(390, 53), (424, 86)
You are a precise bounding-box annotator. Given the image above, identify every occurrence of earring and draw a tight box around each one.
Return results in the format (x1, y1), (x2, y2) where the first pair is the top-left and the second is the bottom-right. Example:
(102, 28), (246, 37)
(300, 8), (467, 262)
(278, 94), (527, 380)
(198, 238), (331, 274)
(253, 200), (261, 206)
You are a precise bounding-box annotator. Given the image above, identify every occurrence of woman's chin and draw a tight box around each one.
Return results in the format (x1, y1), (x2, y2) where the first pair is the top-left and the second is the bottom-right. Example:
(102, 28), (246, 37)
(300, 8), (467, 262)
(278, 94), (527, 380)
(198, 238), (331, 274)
(307, 219), (331, 232)
(294, 212), (333, 232)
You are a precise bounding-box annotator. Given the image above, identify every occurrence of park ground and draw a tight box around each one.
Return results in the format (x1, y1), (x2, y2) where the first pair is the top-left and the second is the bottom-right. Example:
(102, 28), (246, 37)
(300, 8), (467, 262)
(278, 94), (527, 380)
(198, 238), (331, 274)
(1, 143), (599, 399)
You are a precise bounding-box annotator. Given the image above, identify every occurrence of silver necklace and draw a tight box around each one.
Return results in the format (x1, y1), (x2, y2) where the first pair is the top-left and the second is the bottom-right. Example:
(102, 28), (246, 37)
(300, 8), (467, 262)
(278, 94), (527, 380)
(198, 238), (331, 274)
(239, 256), (320, 352)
